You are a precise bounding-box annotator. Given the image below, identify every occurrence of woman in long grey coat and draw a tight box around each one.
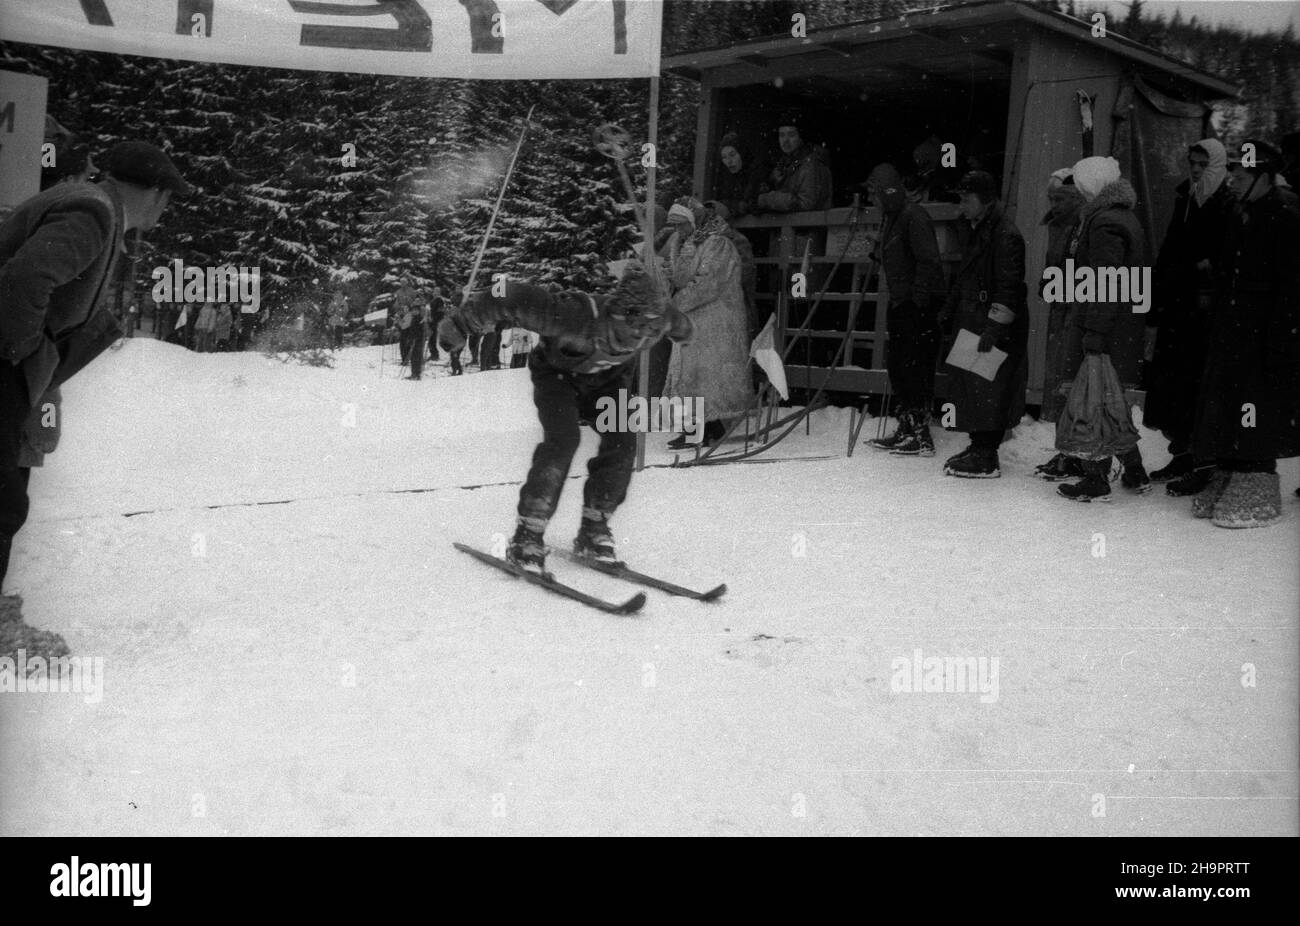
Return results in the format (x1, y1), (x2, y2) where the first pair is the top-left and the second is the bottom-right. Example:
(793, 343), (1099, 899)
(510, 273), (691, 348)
(664, 206), (752, 447)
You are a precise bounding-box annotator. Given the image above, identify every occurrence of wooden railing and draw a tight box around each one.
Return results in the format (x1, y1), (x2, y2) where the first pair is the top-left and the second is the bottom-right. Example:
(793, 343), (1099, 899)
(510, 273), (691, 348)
(732, 203), (963, 398)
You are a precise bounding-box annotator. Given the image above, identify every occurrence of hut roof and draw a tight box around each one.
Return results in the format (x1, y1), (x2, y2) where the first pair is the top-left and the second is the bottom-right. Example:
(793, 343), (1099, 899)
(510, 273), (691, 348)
(663, 0), (1238, 100)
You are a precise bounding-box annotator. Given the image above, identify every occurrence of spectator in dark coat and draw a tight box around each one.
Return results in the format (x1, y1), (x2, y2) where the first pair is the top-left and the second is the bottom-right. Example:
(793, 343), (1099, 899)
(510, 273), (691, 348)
(427, 286), (447, 361)
(755, 113), (833, 213)
(406, 301), (429, 380)
(0, 141), (187, 646)
(940, 171), (1028, 479)
(862, 163), (945, 458)
(1189, 139), (1300, 529)
(1144, 139), (1234, 496)
(1034, 168), (1089, 482)
(1054, 156), (1151, 501)
(711, 132), (768, 220)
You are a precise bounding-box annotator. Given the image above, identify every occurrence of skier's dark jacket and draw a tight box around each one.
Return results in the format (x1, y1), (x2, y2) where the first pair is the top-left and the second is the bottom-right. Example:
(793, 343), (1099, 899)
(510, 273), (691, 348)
(453, 280), (692, 376)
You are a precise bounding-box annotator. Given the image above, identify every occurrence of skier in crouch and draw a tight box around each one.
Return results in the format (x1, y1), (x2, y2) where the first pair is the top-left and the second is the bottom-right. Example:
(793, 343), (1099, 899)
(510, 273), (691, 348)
(438, 265), (692, 575)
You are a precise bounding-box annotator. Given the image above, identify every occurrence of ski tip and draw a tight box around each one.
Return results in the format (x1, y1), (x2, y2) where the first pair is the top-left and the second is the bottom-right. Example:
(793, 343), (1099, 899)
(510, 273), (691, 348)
(618, 592), (648, 614)
(698, 583), (728, 602)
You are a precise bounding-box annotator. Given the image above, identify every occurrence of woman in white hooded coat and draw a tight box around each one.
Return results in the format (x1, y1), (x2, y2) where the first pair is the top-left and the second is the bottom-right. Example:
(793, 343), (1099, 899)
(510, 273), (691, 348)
(664, 204), (753, 447)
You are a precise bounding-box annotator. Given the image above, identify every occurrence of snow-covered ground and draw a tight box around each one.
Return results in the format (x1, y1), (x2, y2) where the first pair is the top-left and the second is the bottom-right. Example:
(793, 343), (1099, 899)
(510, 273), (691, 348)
(2, 339), (1295, 836)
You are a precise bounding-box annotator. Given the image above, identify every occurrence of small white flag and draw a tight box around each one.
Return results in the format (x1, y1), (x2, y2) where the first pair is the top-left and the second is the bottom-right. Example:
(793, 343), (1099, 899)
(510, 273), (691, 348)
(749, 314), (789, 400)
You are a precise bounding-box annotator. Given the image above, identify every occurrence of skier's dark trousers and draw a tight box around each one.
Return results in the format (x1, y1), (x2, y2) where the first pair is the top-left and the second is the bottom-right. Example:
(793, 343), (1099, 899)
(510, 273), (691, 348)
(524, 361), (637, 523)
(439, 266), (691, 572)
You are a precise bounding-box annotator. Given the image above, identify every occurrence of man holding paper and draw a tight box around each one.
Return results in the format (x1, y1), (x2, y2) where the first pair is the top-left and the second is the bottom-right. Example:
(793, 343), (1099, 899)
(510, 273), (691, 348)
(940, 171), (1028, 478)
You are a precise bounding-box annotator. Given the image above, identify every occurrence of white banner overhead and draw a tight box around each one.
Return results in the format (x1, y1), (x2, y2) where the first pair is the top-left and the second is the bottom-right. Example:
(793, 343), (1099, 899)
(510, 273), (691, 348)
(0, 0), (662, 80)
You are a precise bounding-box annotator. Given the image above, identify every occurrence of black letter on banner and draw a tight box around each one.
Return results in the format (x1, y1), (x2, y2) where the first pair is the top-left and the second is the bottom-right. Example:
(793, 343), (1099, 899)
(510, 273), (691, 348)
(176, 0), (214, 35)
(459, 0), (503, 54)
(79, 0), (113, 25)
(534, 0), (626, 54)
(288, 1), (432, 52)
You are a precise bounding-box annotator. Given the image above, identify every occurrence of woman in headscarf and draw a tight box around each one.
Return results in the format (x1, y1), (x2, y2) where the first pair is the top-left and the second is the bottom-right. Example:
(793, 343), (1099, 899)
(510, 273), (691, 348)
(664, 197), (752, 448)
(1143, 139), (1235, 496)
(1188, 139), (1300, 529)
(1054, 156), (1150, 502)
(711, 132), (767, 220)
(1034, 168), (1087, 481)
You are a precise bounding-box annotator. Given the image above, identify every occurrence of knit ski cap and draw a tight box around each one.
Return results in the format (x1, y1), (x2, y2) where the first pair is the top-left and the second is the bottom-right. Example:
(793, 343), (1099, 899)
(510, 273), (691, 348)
(1071, 156), (1121, 201)
(1048, 167), (1075, 187)
(606, 262), (666, 321)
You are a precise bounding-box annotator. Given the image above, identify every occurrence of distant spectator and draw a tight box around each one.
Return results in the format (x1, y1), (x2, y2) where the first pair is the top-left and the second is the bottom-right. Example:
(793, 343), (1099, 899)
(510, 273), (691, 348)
(427, 286), (447, 361)
(194, 301), (217, 352)
(327, 291), (347, 349)
(394, 277), (419, 365)
(755, 112), (833, 213)
(213, 302), (233, 351)
(505, 327), (535, 368)
(407, 301), (429, 380)
(711, 132), (767, 219)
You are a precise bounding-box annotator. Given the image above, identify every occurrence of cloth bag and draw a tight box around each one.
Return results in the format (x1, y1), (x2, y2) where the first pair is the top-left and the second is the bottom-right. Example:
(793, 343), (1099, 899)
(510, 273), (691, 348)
(1055, 353), (1140, 459)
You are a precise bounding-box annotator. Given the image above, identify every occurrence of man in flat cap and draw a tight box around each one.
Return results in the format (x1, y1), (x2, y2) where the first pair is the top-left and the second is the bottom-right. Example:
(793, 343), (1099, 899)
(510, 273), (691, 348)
(0, 140), (189, 658)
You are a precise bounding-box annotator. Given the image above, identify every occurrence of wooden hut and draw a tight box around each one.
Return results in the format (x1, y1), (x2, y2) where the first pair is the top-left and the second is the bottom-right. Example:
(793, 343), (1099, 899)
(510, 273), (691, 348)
(662, 0), (1238, 410)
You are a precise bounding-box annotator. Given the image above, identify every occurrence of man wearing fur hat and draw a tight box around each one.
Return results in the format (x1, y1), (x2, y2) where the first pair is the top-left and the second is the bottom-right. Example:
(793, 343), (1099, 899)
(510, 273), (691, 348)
(438, 266), (692, 574)
(1054, 155), (1151, 501)
(1188, 139), (1300, 528)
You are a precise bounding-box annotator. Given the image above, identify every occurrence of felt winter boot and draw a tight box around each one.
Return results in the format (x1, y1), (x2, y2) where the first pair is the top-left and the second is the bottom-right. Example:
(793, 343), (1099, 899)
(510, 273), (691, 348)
(506, 515), (549, 576)
(1211, 472), (1282, 529)
(574, 508), (621, 566)
(868, 411), (913, 451)
(0, 594), (71, 664)
(1190, 469), (1232, 518)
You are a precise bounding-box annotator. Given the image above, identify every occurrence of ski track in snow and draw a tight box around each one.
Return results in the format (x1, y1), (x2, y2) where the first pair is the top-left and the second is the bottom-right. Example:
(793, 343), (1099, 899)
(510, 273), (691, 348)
(1, 340), (1295, 836)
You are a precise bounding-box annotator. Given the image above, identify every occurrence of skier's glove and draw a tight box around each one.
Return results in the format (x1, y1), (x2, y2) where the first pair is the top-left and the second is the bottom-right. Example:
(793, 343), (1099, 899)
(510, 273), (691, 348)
(977, 320), (1005, 353)
(1082, 331), (1108, 355)
(437, 315), (468, 353)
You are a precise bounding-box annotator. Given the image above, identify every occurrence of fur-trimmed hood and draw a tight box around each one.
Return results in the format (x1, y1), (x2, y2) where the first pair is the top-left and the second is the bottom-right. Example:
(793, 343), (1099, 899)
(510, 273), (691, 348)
(1080, 178), (1137, 223)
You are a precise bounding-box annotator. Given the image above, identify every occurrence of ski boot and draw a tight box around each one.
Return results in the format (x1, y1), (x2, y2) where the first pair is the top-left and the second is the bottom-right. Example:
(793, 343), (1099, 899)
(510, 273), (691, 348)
(944, 448), (1000, 478)
(867, 412), (913, 451)
(1118, 448), (1151, 494)
(574, 508), (622, 567)
(1167, 466), (1214, 497)
(506, 515), (550, 577)
(1057, 460), (1112, 502)
(1149, 453), (1194, 483)
(890, 413), (935, 457)
(1034, 453), (1084, 481)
